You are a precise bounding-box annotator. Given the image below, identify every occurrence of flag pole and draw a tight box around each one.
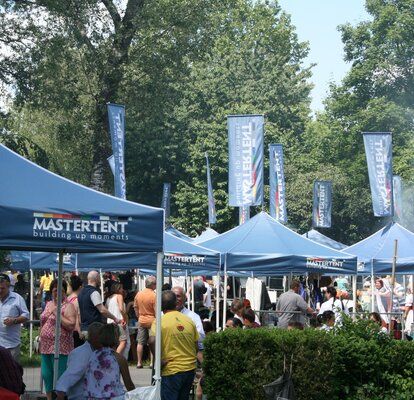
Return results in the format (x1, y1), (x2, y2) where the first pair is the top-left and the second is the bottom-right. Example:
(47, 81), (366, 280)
(388, 240), (398, 334)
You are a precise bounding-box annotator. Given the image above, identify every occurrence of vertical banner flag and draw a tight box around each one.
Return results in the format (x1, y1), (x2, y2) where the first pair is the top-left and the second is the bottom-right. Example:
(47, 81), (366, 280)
(363, 132), (393, 217)
(228, 115), (264, 206)
(161, 183), (171, 223)
(393, 175), (402, 220)
(239, 206), (250, 225)
(107, 103), (126, 199)
(313, 181), (332, 228)
(269, 144), (287, 223)
(205, 153), (216, 225)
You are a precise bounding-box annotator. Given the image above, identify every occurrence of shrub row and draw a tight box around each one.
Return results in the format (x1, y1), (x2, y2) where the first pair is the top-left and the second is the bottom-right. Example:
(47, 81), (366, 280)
(203, 320), (414, 400)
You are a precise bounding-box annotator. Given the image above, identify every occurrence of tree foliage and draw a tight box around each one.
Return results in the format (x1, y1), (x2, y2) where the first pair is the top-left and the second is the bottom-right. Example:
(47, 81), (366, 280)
(2, 0), (414, 244)
(303, 0), (414, 242)
(170, 0), (313, 234)
(1, 0), (232, 190)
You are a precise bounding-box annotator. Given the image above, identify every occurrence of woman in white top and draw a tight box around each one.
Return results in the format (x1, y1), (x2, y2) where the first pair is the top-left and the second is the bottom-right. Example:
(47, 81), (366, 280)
(374, 279), (390, 324)
(318, 287), (349, 325)
(106, 282), (128, 354)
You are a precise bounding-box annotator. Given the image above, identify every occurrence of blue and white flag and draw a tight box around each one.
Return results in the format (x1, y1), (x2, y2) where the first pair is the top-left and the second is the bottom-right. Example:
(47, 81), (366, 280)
(107, 103), (126, 199)
(161, 183), (171, 223)
(313, 181), (332, 228)
(363, 132), (393, 217)
(228, 115), (264, 206)
(205, 153), (216, 225)
(239, 206), (250, 225)
(269, 144), (287, 223)
(393, 175), (402, 220)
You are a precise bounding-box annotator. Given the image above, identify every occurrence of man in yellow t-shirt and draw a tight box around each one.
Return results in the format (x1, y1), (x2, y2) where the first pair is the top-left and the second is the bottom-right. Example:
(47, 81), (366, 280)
(149, 290), (199, 400)
(39, 271), (53, 309)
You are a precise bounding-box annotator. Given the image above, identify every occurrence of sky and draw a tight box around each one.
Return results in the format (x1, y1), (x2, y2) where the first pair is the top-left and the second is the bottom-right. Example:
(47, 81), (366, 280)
(277, 0), (370, 114)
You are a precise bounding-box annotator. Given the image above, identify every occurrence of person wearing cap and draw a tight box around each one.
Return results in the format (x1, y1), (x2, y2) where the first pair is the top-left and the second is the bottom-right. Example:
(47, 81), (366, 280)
(0, 273), (29, 363)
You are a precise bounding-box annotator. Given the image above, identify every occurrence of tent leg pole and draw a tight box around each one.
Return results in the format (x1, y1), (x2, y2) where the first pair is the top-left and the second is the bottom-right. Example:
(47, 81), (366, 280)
(136, 269), (140, 292)
(222, 266), (228, 330)
(29, 268), (33, 359)
(100, 268), (104, 302)
(216, 272), (220, 332)
(251, 273), (256, 311)
(371, 269), (375, 313)
(154, 252), (164, 399)
(352, 275), (357, 317)
(388, 240), (398, 334)
(53, 250), (64, 391)
(191, 276), (195, 313)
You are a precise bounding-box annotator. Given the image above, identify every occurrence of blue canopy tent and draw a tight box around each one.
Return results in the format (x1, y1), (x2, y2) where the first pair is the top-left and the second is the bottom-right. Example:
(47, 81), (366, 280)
(0, 144), (164, 394)
(302, 229), (347, 251)
(165, 225), (194, 242)
(200, 212), (357, 276)
(344, 222), (414, 275)
(193, 227), (219, 244)
(0, 145), (163, 253)
(10, 250), (76, 271)
(200, 212), (357, 328)
(75, 231), (220, 274)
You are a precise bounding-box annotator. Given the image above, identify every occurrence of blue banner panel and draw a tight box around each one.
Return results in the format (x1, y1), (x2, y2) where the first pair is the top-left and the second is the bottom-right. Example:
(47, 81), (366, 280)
(269, 144), (287, 223)
(205, 153), (216, 225)
(313, 181), (332, 228)
(393, 175), (402, 220)
(161, 183), (171, 222)
(239, 206), (250, 225)
(107, 103), (126, 199)
(363, 132), (393, 217)
(228, 115), (264, 206)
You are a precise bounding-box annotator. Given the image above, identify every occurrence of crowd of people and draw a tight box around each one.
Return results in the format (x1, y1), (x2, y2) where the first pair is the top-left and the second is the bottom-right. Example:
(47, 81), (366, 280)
(0, 270), (413, 399)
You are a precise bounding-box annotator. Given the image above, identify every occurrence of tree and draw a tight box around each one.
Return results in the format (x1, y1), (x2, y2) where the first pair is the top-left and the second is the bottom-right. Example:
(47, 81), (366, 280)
(304, 0), (414, 241)
(1, 0), (232, 192)
(170, 0), (313, 235)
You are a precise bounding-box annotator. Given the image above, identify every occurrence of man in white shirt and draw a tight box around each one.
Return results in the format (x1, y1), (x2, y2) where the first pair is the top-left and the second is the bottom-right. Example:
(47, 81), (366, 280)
(55, 322), (103, 400)
(172, 286), (205, 362)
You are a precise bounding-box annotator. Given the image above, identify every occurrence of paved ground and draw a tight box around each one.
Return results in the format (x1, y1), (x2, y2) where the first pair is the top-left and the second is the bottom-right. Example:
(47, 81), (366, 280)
(23, 365), (153, 398)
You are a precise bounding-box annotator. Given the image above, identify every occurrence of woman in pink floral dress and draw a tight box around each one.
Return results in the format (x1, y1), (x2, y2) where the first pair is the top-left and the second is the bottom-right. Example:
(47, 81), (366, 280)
(40, 279), (76, 400)
(84, 324), (134, 399)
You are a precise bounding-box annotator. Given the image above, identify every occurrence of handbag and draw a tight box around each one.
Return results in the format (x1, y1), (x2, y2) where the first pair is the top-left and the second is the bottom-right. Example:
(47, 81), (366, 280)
(263, 355), (296, 400)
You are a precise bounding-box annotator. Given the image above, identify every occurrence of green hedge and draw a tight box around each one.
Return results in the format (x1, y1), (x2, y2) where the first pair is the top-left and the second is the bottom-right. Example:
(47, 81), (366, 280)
(203, 321), (414, 400)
